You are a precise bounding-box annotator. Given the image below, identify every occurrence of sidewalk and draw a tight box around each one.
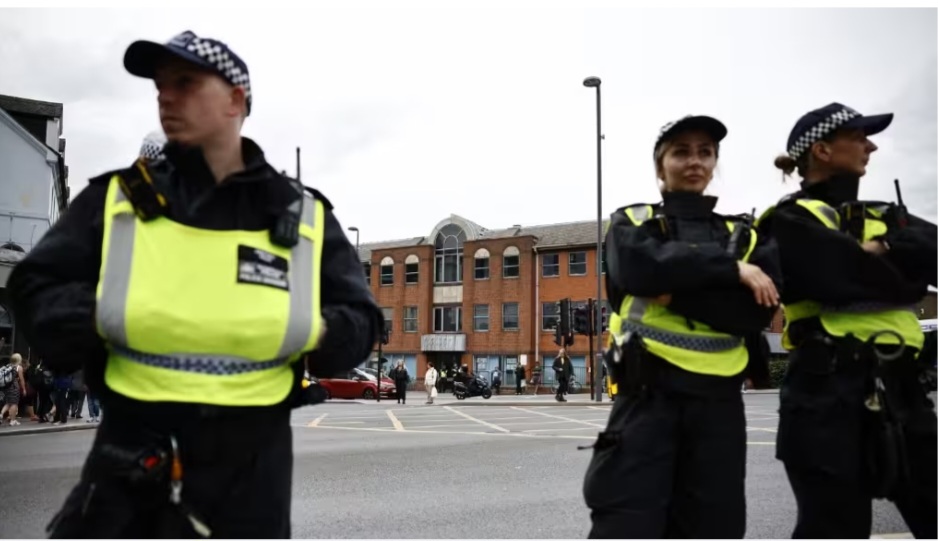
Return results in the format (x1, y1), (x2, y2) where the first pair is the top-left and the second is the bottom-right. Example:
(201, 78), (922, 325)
(0, 419), (98, 438)
(346, 388), (780, 407)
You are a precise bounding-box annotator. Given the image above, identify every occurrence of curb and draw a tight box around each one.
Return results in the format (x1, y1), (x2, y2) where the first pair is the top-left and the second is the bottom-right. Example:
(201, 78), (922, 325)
(0, 423), (98, 438)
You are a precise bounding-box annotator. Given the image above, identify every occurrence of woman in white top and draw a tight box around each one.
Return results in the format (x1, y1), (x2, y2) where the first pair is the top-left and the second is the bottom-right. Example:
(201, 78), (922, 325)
(424, 362), (439, 405)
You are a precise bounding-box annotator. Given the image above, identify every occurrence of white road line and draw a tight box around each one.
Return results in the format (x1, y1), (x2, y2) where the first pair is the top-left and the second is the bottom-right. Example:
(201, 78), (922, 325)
(746, 427), (778, 433)
(444, 406), (510, 433)
(588, 406), (607, 410)
(303, 424), (777, 445)
(870, 533), (913, 539)
(386, 410), (405, 431)
(495, 419), (595, 427)
(307, 414), (328, 427)
(510, 407), (606, 428)
(524, 426), (598, 433)
(323, 421), (365, 425)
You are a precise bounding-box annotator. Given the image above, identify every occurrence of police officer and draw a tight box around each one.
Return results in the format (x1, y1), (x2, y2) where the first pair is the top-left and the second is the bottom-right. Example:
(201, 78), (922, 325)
(8, 30), (381, 538)
(758, 102), (937, 539)
(582, 115), (782, 539)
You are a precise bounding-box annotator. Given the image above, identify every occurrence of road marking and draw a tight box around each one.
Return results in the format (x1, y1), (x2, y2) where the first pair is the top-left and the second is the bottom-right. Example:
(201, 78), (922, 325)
(444, 406), (510, 433)
(524, 426), (598, 433)
(324, 421), (365, 425)
(495, 419), (596, 427)
(588, 406), (607, 410)
(510, 407), (605, 428)
(386, 410), (405, 431)
(307, 414), (328, 427)
(746, 427), (778, 433)
(871, 533), (913, 539)
(302, 423), (776, 445)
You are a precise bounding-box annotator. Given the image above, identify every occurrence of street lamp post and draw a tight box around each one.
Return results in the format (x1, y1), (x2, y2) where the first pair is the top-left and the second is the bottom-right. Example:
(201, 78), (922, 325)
(347, 226), (360, 254)
(583, 76), (603, 403)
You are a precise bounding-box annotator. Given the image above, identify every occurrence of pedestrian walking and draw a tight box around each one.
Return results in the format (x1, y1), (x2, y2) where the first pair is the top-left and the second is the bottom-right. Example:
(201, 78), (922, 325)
(424, 361), (438, 405)
(515, 364), (526, 395)
(0, 354), (26, 426)
(393, 361), (409, 404)
(758, 102), (937, 539)
(553, 348), (572, 402)
(8, 29), (380, 538)
(583, 115), (782, 538)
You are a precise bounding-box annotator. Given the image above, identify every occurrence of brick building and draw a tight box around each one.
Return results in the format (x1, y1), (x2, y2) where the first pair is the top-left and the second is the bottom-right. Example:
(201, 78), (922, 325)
(360, 214), (610, 387)
(359, 214), (935, 385)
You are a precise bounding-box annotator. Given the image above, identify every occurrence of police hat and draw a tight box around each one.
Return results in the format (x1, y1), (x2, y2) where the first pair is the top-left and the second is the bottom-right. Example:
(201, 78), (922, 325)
(124, 30), (252, 116)
(654, 115), (728, 156)
(785, 102), (892, 161)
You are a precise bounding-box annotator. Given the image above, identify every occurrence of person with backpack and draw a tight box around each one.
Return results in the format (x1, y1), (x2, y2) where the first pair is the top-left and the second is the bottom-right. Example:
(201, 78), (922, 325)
(0, 354), (27, 426)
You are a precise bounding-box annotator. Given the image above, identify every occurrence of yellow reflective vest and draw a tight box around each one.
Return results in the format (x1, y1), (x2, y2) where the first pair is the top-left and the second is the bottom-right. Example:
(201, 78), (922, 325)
(95, 174), (325, 406)
(607, 204), (757, 377)
(766, 198), (923, 351)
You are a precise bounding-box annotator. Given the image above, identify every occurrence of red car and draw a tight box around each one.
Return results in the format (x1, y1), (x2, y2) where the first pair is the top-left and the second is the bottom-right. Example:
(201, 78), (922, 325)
(316, 368), (396, 400)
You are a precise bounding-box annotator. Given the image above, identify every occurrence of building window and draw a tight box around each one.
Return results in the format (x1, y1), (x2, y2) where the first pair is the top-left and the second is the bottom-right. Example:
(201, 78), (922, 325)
(474, 248), (490, 280)
(404, 306), (418, 333)
(362, 262), (371, 286)
(434, 224), (465, 284)
(502, 302), (519, 330)
(569, 251), (587, 276)
(542, 253), (560, 277)
(503, 246), (520, 278)
(433, 306), (462, 333)
(473, 304), (489, 332)
(542, 301), (559, 331)
(380, 256), (394, 286)
(405, 254), (419, 284)
(382, 307), (393, 334)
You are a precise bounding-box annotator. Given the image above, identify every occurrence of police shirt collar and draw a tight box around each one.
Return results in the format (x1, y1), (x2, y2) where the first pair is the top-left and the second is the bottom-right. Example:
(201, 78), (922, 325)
(660, 191), (718, 218)
(800, 174), (860, 206)
(163, 136), (270, 182)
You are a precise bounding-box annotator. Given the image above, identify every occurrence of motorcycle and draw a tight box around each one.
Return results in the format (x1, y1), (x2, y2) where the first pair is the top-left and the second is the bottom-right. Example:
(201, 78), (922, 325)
(453, 374), (493, 400)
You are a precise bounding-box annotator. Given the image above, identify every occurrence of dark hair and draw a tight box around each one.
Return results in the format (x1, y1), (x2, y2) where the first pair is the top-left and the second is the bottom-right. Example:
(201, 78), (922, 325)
(774, 154), (798, 176)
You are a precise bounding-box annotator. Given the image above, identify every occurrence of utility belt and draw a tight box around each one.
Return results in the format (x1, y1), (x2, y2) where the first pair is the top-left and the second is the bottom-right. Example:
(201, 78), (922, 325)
(604, 334), (741, 398)
(790, 321), (924, 500)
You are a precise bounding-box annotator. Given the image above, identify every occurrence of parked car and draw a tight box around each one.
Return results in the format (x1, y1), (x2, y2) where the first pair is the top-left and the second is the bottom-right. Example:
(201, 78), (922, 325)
(358, 367), (395, 388)
(316, 368), (396, 400)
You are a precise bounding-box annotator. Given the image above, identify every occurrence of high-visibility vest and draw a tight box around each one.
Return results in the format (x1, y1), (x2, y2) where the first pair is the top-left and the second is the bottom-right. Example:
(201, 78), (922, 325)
(766, 198), (923, 351)
(95, 175), (325, 406)
(607, 204), (757, 377)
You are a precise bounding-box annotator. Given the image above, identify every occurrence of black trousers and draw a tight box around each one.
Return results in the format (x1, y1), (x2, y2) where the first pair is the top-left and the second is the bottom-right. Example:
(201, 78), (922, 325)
(777, 343), (937, 539)
(47, 405), (294, 539)
(556, 376), (568, 398)
(396, 383), (406, 403)
(53, 390), (69, 423)
(583, 359), (746, 539)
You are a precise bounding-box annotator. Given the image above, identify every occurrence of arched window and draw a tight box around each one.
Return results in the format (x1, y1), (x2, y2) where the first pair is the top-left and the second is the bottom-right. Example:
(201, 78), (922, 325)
(405, 254), (419, 284)
(474, 248), (490, 280)
(503, 246), (520, 278)
(434, 224), (465, 284)
(380, 256), (395, 286)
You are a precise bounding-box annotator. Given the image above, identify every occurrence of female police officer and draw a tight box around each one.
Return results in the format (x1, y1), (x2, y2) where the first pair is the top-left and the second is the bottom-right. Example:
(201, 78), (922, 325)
(582, 115), (782, 538)
(758, 102), (937, 539)
(8, 30), (381, 538)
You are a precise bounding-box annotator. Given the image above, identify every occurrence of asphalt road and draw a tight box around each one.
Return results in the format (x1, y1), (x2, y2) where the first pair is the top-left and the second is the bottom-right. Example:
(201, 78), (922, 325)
(0, 394), (913, 539)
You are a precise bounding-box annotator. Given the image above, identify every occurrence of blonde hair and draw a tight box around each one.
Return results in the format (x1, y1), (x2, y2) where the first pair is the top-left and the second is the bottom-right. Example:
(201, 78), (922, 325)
(654, 138), (721, 192)
(10, 353), (22, 365)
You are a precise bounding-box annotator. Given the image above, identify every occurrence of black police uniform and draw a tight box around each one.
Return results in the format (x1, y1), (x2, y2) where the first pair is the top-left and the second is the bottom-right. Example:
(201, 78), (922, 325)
(583, 191), (782, 539)
(7, 138), (382, 538)
(758, 174), (937, 539)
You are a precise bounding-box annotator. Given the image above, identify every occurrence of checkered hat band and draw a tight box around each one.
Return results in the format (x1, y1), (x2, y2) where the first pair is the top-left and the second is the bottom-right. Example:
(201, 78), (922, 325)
(787, 108), (860, 161)
(185, 37), (252, 101)
(139, 142), (165, 161)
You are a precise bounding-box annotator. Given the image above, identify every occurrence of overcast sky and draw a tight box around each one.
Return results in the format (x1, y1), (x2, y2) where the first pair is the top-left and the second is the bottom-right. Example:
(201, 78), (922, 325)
(0, 6), (935, 245)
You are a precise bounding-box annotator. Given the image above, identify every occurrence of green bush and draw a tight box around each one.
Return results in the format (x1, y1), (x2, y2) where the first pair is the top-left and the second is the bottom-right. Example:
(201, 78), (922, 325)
(768, 359), (789, 389)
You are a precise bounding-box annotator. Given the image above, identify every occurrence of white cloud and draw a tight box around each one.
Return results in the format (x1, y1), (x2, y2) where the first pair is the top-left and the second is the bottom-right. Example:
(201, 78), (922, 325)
(0, 6), (934, 244)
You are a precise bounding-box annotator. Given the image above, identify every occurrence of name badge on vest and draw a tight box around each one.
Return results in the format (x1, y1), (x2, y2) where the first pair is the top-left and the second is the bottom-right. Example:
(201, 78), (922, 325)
(237, 245), (289, 291)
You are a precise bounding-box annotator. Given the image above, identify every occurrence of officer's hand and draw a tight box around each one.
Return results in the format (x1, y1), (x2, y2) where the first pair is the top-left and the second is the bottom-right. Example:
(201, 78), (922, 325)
(861, 239), (888, 256)
(317, 320), (328, 346)
(737, 262), (779, 308)
(648, 294), (672, 306)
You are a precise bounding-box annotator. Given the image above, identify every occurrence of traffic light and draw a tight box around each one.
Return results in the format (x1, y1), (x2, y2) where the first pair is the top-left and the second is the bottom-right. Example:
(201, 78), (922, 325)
(599, 304), (608, 333)
(559, 299), (571, 335)
(573, 305), (591, 335)
(380, 326), (390, 345)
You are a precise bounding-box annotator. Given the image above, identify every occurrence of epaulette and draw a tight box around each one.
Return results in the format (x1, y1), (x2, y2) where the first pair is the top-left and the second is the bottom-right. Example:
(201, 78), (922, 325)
(302, 186), (334, 211)
(88, 168), (125, 185)
(754, 191), (801, 228)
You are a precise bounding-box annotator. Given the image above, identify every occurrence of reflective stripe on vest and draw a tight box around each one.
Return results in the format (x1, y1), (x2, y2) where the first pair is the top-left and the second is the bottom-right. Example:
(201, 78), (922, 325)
(97, 175), (324, 405)
(619, 297), (742, 353)
(781, 198), (924, 351)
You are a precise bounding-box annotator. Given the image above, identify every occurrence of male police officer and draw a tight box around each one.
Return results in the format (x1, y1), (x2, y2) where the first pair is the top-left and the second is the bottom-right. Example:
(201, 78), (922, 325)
(8, 30), (381, 538)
